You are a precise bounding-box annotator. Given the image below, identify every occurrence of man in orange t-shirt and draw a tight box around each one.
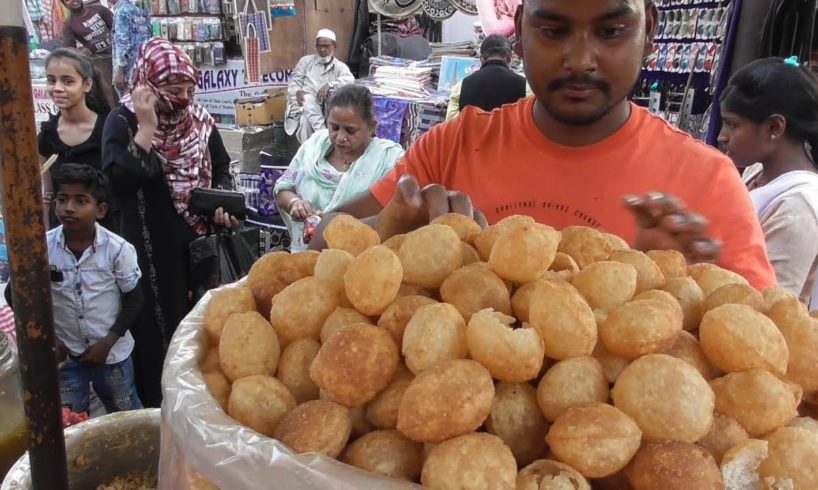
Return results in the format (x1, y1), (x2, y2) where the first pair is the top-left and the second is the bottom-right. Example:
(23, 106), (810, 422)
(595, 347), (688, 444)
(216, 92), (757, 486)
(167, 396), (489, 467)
(324, 0), (776, 289)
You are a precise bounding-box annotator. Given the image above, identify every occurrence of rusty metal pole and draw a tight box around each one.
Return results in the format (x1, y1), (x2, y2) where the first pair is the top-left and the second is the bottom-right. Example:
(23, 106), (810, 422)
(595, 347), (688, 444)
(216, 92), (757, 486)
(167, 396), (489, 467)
(0, 2), (68, 490)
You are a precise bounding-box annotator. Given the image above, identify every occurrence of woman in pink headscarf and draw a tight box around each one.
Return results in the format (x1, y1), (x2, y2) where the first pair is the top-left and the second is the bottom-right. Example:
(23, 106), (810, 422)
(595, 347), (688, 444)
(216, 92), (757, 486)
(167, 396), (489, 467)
(477, 0), (521, 36)
(101, 37), (237, 407)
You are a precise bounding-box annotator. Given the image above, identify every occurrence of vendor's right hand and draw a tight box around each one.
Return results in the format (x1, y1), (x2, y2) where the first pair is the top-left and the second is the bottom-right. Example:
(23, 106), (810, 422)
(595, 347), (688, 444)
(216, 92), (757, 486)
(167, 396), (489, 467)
(375, 174), (479, 240)
(296, 90), (306, 107)
(290, 198), (316, 221)
(132, 86), (158, 129)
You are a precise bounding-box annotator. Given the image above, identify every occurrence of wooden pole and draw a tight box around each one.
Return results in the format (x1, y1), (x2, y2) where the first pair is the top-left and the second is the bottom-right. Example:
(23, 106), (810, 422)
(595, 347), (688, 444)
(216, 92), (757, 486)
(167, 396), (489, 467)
(0, 2), (68, 489)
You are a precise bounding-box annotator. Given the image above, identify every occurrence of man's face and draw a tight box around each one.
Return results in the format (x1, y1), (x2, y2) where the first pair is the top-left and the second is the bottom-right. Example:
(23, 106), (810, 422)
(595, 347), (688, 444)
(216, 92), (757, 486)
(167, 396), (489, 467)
(62, 0), (84, 14)
(316, 39), (336, 59)
(516, 0), (655, 126)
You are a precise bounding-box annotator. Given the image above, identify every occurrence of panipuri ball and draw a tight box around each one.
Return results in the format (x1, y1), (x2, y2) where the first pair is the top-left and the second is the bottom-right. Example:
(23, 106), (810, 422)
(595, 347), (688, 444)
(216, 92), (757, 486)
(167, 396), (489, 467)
(270, 276), (341, 343)
(451, 244), (476, 269)
(599, 299), (682, 360)
(341, 430), (424, 481)
(511, 279), (547, 323)
(545, 403), (642, 478)
(273, 400), (351, 458)
(344, 245), (403, 316)
(489, 223), (560, 284)
(219, 311), (281, 382)
(247, 251), (317, 317)
(550, 252), (580, 274)
(382, 233), (406, 253)
(646, 249), (687, 280)
(199, 347), (221, 374)
(431, 213), (482, 242)
(610, 249), (665, 294)
(276, 338), (321, 404)
(348, 405), (374, 439)
(758, 427), (818, 490)
(203, 372), (230, 410)
(528, 280), (598, 360)
(402, 303), (468, 375)
(788, 416), (818, 434)
(397, 359), (494, 443)
(310, 324), (399, 407)
(602, 233), (630, 251)
(377, 295), (438, 345)
(767, 297), (810, 328)
(517, 459), (590, 490)
(204, 287), (256, 345)
(763, 285), (797, 312)
(624, 440), (723, 490)
(660, 277), (705, 331)
(313, 248), (355, 293)
(699, 304), (788, 376)
(557, 226), (614, 269)
(441, 263), (512, 321)
(592, 340), (630, 384)
(659, 331), (719, 380)
(775, 313), (818, 394)
(421, 433), (517, 490)
(612, 354), (714, 443)
(227, 375), (296, 437)
(395, 283), (433, 298)
(537, 357), (610, 423)
(633, 289), (683, 318)
(704, 283), (764, 313)
(473, 215), (535, 261)
(466, 309), (544, 382)
(696, 413), (750, 465)
(710, 369), (802, 437)
(570, 261), (637, 310)
(486, 383), (550, 467)
(365, 365), (414, 430)
(320, 307), (371, 343)
(399, 224), (463, 289)
(687, 263), (749, 296)
(324, 214), (380, 256)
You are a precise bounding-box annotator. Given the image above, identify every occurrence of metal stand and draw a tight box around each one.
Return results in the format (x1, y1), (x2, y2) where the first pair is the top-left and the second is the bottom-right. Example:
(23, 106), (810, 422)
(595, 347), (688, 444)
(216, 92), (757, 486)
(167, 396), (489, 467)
(0, 3), (68, 489)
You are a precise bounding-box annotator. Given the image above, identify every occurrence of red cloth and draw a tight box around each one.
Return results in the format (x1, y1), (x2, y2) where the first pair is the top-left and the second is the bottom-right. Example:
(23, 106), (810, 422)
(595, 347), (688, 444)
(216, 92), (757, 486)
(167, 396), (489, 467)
(120, 37), (215, 234)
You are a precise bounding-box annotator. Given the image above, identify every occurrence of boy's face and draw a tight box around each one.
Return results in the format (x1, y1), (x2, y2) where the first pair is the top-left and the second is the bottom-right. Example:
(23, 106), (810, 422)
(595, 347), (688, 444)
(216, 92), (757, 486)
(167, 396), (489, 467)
(55, 183), (107, 233)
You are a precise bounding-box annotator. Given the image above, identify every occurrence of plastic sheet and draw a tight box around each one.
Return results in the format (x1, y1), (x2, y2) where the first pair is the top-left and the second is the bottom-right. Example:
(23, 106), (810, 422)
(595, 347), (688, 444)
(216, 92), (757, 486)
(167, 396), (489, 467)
(158, 280), (421, 490)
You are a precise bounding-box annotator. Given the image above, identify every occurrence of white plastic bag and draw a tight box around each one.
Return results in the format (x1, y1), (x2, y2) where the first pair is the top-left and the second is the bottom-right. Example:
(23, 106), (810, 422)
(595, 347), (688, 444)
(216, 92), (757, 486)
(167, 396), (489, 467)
(158, 281), (421, 489)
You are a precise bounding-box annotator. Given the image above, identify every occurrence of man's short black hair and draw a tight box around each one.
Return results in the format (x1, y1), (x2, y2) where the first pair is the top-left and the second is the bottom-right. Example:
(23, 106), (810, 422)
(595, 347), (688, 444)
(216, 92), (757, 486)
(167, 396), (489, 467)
(480, 35), (513, 60)
(52, 163), (109, 205)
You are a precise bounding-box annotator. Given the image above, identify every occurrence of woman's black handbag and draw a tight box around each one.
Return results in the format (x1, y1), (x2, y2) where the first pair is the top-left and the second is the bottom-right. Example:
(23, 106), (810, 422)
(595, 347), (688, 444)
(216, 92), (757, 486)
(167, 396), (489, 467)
(189, 227), (260, 304)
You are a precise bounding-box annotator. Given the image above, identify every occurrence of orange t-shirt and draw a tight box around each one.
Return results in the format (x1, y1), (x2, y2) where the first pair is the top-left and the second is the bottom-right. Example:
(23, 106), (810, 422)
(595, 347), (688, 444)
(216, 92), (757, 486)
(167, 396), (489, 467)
(369, 97), (776, 289)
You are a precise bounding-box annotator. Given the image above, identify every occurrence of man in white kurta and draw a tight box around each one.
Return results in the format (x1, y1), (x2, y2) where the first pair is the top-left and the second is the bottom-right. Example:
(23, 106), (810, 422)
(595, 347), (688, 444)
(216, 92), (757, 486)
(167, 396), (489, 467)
(285, 29), (355, 143)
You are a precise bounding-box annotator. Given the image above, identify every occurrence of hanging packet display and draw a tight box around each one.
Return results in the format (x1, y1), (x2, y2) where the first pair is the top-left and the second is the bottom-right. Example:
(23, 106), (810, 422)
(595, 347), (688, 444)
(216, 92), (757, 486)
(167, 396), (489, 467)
(270, 0), (296, 17)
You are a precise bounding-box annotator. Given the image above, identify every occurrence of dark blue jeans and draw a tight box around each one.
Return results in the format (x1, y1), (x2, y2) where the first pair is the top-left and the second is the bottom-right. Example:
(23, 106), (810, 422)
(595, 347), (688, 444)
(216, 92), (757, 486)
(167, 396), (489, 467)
(59, 356), (143, 414)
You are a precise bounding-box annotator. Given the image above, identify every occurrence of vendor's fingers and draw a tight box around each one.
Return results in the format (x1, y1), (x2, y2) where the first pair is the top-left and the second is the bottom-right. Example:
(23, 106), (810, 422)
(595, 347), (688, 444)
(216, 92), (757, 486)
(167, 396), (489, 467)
(214, 207), (225, 223)
(687, 238), (723, 264)
(643, 192), (687, 217)
(230, 216), (241, 228)
(447, 191), (474, 218)
(394, 174), (424, 209)
(658, 212), (709, 236)
(420, 184), (454, 221)
(623, 195), (659, 228)
(473, 209), (489, 228)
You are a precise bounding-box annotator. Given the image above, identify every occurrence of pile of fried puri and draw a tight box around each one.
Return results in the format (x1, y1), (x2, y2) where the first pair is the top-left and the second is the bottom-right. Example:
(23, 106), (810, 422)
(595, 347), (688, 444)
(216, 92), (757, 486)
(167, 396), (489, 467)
(197, 214), (818, 490)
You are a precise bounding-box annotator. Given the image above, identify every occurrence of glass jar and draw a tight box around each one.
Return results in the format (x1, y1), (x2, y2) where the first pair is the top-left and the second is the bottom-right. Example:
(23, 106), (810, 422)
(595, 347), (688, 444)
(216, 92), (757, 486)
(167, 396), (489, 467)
(0, 332), (27, 479)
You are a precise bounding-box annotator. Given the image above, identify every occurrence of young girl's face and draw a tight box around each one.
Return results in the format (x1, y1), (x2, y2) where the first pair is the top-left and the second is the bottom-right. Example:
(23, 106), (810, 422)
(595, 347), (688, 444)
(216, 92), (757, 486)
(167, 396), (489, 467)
(46, 59), (91, 111)
(718, 107), (771, 169)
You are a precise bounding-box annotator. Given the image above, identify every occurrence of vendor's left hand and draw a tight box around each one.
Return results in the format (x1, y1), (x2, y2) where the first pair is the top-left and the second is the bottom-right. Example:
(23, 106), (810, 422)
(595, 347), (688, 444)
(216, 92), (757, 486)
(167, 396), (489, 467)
(624, 192), (722, 264)
(79, 334), (118, 365)
(213, 207), (241, 229)
(318, 85), (330, 101)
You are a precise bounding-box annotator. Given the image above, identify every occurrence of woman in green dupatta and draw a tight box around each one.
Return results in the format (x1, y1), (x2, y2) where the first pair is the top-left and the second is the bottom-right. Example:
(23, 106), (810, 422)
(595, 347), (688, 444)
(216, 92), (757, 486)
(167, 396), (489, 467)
(274, 85), (405, 251)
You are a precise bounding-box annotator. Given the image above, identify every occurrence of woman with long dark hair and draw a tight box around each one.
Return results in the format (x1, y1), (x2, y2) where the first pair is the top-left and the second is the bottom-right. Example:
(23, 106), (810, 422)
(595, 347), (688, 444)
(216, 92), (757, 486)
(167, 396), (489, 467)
(39, 48), (113, 229)
(719, 57), (818, 309)
(102, 37), (238, 406)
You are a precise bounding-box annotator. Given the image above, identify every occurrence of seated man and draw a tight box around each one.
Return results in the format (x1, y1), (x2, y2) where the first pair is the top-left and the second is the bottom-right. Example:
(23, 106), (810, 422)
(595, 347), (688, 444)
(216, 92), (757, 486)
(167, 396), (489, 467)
(285, 29), (355, 143)
(447, 35), (529, 120)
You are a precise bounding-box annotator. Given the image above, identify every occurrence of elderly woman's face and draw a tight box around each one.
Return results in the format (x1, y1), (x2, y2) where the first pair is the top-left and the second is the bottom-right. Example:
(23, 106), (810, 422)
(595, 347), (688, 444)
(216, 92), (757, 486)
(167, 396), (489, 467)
(327, 105), (373, 154)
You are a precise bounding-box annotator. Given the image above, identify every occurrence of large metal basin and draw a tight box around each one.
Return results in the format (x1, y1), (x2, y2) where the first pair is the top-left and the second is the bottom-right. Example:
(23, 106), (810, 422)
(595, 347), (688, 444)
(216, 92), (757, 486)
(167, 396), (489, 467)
(1, 408), (160, 490)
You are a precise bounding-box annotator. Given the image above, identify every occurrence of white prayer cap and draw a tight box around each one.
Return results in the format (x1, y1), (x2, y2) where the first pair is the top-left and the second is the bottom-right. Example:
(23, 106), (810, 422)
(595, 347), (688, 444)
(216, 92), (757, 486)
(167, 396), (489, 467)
(316, 29), (337, 42)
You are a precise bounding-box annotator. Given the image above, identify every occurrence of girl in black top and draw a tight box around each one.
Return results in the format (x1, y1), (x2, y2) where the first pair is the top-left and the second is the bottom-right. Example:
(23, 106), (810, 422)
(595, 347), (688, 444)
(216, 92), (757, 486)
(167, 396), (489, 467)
(39, 48), (116, 230)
